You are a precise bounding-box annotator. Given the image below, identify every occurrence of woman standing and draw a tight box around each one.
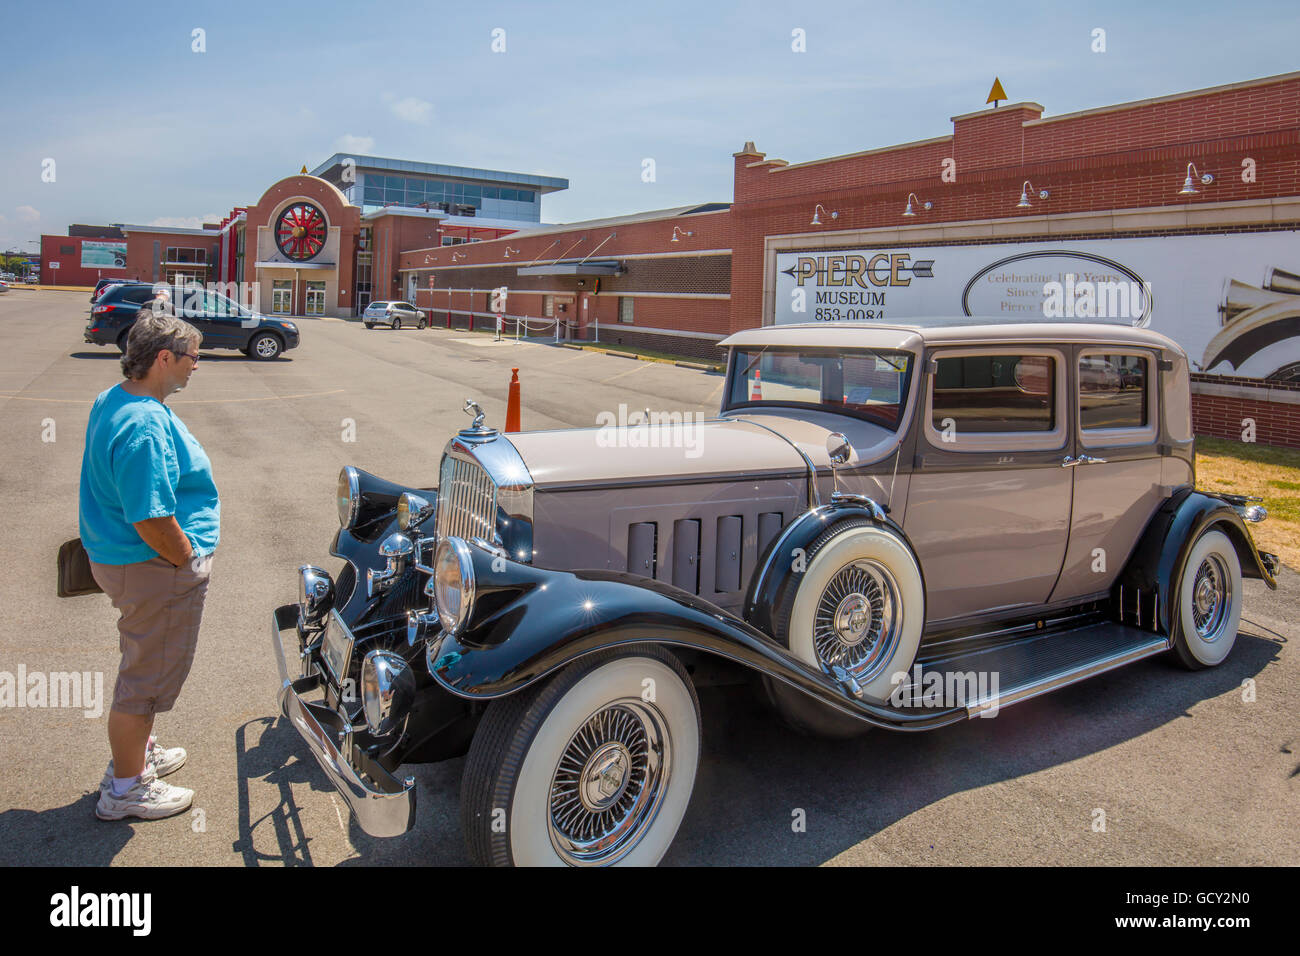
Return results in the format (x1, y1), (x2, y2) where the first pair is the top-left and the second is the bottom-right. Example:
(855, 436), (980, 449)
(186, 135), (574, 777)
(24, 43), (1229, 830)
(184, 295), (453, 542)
(79, 308), (219, 821)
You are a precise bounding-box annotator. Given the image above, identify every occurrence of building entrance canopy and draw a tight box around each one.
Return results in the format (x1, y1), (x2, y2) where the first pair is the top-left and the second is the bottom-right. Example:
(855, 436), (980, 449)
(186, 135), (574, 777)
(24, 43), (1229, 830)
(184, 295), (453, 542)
(515, 260), (621, 277)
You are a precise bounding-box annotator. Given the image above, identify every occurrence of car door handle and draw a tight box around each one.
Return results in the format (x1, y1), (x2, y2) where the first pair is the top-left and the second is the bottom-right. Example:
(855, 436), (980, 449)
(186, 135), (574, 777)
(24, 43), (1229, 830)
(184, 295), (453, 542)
(1078, 455), (1108, 465)
(1061, 456), (1081, 467)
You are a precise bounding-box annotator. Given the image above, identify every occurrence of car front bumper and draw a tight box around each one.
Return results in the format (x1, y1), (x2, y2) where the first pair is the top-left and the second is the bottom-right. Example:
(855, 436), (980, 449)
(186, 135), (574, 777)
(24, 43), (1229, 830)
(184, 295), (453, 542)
(271, 604), (416, 838)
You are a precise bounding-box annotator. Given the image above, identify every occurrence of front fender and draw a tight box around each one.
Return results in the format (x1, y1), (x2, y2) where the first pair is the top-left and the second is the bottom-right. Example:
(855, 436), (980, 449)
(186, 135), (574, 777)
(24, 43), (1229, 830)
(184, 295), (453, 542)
(1116, 489), (1277, 635)
(743, 500), (926, 637)
(427, 544), (962, 732)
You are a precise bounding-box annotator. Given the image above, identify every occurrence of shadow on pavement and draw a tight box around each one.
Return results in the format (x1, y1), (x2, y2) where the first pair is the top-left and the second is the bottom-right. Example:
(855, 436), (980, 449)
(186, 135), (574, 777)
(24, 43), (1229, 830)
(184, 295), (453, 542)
(0, 793), (133, 866)
(664, 628), (1282, 865)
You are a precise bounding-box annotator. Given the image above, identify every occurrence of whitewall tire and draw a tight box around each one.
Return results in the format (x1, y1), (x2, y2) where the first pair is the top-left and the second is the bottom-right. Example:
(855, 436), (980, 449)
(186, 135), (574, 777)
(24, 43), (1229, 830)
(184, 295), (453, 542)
(461, 645), (700, 866)
(1171, 529), (1243, 669)
(773, 520), (925, 712)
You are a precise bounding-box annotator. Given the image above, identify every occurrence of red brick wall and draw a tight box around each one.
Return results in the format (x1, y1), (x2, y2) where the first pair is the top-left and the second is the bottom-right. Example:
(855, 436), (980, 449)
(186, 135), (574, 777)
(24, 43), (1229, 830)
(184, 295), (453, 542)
(1192, 387), (1300, 448)
(40, 234), (129, 286)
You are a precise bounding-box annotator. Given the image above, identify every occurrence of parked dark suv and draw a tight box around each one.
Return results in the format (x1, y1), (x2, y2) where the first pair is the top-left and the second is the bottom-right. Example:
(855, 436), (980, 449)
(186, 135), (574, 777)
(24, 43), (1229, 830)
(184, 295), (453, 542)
(84, 283), (301, 360)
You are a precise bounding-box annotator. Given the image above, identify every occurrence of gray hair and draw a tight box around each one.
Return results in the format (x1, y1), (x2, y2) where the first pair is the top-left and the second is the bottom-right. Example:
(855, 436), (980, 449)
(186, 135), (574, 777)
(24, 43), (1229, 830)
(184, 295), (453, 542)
(121, 306), (202, 380)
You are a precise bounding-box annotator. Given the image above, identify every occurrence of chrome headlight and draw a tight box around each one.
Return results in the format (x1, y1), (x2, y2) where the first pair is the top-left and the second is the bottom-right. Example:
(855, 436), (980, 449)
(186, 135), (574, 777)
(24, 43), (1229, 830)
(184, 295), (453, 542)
(337, 466), (360, 529)
(297, 566), (334, 625)
(360, 650), (415, 736)
(397, 492), (435, 531)
(432, 536), (475, 634)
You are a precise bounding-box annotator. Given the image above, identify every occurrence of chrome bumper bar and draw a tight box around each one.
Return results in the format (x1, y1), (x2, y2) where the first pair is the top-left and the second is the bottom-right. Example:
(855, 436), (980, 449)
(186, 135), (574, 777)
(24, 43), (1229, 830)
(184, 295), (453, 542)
(271, 604), (416, 838)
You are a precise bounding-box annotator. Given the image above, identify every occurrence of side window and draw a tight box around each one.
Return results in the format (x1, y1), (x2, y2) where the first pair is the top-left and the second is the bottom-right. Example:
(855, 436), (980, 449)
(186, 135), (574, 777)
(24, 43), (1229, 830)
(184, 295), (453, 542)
(1079, 352), (1156, 445)
(931, 354), (1056, 432)
(122, 287), (154, 305)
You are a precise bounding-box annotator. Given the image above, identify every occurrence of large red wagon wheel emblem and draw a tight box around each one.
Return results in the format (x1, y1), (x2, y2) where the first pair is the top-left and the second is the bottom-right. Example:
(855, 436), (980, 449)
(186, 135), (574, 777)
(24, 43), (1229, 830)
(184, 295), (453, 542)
(275, 202), (328, 261)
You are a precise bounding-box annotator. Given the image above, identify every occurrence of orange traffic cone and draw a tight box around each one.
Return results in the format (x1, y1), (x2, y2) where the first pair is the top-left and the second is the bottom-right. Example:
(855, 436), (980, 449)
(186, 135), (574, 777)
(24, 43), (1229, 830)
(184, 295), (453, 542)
(505, 368), (522, 432)
(750, 369), (763, 400)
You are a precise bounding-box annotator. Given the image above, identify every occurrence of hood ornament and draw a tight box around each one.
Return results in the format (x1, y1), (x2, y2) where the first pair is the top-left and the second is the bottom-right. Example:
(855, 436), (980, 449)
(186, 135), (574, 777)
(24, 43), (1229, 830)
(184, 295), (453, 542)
(459, 399), (498, 442)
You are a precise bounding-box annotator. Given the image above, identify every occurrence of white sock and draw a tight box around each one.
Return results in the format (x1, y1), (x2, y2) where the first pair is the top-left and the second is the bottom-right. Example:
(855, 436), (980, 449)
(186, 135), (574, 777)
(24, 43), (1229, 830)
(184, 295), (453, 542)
(111, 775), (140, 797)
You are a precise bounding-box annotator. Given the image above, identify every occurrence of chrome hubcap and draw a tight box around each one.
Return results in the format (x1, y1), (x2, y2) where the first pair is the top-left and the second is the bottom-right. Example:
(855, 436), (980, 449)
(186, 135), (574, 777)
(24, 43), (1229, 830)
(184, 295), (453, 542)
(580, 742), (631, 811)
(1191, 554), (1230, 642)
(256, 338), (276, 356)
(548, 701), (670, 866)
(814, 560), (900, 680)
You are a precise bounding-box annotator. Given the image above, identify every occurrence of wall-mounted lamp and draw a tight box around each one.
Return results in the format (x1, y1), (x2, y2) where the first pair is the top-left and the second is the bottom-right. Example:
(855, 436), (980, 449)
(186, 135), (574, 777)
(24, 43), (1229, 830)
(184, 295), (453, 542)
(503, 247), (521, 258)
(1017, 181), (1049, 209)
(452, 251), (466, 262)
(670, 227), (694, 242)
(903, 193), (932, 217)
(1180, 163), (1214, 196)
(811, 204), (838, 225)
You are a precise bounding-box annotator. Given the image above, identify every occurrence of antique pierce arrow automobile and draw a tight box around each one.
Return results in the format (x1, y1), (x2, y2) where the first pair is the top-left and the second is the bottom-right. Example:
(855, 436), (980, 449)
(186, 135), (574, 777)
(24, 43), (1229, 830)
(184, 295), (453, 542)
(271, 320), (1279, 866)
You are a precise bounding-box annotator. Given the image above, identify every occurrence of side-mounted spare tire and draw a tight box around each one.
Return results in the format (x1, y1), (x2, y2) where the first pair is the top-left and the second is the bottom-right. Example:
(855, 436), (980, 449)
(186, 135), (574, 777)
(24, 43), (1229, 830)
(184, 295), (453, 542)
(761, 518), (925, 737)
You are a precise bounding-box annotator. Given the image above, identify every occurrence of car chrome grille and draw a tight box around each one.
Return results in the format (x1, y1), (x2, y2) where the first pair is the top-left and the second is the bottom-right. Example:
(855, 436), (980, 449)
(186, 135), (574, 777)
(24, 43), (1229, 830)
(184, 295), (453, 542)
(437, 455), (498, 544)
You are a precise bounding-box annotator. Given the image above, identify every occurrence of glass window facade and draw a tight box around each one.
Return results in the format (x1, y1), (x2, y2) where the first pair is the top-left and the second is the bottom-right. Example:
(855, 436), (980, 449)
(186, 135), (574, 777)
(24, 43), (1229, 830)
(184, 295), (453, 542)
(358, 172), (536, 215)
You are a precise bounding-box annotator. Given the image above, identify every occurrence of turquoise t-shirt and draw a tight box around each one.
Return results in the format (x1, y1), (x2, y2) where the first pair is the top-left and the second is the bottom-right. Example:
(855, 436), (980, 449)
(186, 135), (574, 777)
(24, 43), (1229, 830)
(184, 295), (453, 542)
(78, 383), (220, 565)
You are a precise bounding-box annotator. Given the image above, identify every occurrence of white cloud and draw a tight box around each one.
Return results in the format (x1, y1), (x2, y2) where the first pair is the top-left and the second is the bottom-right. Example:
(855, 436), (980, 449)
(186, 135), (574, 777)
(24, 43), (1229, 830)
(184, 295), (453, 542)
(336, 133), (375, 153)
(148, 214), (222, 229)
(388, 96), (433, 124)
(16, 205), (40, 224)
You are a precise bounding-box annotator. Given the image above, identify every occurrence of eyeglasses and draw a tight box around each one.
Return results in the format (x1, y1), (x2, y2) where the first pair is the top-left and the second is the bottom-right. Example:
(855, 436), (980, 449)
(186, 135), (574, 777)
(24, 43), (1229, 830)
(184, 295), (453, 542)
(169, 348), (200, 363)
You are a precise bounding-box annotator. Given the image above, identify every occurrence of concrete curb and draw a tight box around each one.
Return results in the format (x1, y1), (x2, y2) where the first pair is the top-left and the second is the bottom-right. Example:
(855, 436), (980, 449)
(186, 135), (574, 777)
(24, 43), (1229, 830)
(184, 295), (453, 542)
(552, 342), (722, 371)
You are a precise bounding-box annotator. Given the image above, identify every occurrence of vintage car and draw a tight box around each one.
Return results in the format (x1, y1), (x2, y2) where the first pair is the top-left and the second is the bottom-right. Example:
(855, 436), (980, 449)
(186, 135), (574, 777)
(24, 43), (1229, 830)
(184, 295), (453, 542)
(271, 319), (1279, 866)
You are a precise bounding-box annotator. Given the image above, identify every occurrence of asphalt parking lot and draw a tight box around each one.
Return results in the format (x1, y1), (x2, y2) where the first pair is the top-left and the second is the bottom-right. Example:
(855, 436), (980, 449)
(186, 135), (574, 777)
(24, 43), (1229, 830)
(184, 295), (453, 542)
(0, 287), (1296, 866)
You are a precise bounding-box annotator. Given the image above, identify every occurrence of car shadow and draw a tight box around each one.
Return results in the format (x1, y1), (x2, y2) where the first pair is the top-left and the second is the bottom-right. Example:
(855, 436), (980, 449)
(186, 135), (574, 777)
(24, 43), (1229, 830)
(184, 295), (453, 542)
(68, 351), (293, 363)
(237, 624), (1280, 867)
(666, 627), (1282, 865)
(231, 715), (467, 866)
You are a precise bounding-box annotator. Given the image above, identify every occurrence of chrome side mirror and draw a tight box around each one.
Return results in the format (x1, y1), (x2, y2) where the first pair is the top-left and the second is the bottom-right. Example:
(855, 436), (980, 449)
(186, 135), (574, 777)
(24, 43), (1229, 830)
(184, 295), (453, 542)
(826, 432), (852, 465)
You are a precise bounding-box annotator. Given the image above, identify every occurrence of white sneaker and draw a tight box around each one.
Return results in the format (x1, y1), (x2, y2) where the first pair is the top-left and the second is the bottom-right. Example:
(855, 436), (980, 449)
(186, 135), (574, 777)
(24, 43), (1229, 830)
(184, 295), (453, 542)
(95, 770), (193, 821)
(100, 738), (187, 791)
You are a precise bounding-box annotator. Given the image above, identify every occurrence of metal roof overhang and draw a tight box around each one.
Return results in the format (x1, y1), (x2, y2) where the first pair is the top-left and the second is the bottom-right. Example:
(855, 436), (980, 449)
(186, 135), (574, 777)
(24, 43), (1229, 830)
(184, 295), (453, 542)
(515, 260), (621, 277)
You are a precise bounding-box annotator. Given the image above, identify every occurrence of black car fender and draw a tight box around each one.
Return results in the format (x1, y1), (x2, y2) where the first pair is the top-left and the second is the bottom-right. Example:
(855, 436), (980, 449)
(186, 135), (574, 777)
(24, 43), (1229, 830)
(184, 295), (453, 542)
(743, 500), (927, 638)
(1115, 488), (1277, 635)
(426, 539), (962, 732)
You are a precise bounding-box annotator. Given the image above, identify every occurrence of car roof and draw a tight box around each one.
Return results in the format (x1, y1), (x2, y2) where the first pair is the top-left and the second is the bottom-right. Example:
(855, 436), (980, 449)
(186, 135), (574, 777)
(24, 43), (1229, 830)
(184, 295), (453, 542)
(719, 319), (1183, 354)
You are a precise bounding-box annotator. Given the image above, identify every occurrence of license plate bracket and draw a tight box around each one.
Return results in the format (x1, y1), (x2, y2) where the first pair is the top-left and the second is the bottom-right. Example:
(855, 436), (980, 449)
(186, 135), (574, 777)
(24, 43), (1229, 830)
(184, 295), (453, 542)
(320, 610), (355, 686)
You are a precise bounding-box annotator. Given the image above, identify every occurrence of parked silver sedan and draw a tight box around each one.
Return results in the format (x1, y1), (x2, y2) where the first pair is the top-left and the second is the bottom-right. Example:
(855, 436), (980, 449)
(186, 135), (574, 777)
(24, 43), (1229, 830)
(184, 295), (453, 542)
(362, 300), (427, 330)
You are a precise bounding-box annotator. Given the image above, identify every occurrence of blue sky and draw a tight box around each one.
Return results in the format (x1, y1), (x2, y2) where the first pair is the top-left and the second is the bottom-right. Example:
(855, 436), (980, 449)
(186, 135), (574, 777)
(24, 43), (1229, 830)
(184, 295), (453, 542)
(2, 0), (1298, 251)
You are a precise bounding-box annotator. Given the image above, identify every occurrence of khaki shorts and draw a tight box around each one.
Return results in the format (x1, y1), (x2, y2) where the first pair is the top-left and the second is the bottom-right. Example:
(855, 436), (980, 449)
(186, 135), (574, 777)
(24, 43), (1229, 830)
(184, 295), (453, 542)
(90, 554), (213, 716)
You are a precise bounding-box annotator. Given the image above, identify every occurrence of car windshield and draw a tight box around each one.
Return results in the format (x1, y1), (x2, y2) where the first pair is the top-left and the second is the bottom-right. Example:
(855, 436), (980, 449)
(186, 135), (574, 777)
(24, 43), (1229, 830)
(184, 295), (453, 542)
(726, 347), (914, 431)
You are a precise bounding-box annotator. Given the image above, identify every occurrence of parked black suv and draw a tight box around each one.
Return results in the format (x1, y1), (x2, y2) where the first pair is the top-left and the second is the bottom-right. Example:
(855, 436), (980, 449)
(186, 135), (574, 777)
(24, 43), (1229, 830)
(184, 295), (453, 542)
(84, 283), (301, 360)
(91, 277), (133, 302)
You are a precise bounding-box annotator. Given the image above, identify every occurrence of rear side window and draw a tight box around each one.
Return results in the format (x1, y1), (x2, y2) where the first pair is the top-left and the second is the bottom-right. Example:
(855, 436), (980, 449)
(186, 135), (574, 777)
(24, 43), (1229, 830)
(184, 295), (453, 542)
(1079, 354), (1148, 430)
(119, 286), (155, 305)
(931, 354), (1055, 432)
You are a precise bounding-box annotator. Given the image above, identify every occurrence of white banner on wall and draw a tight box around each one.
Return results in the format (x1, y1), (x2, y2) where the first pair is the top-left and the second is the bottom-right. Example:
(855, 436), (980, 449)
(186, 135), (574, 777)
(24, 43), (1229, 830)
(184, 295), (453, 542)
(772, 232), (1300, 381)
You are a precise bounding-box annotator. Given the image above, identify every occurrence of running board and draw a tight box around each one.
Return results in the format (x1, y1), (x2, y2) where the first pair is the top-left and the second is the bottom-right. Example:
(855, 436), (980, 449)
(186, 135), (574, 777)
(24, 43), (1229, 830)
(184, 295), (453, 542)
(898, 622), (1170, 718)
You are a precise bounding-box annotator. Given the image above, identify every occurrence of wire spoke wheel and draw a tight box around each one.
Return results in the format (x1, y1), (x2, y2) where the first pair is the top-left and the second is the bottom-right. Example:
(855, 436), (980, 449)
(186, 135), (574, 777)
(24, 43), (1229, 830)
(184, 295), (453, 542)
(1191, 553), (1231, 642)
(547, 700), (670, 866)
(812, 559), (900, 682)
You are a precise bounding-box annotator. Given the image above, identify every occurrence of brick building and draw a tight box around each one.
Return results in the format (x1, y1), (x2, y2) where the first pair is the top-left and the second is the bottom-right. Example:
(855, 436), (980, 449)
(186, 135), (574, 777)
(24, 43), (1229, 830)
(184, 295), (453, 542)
(401, 70), (1300, 446)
